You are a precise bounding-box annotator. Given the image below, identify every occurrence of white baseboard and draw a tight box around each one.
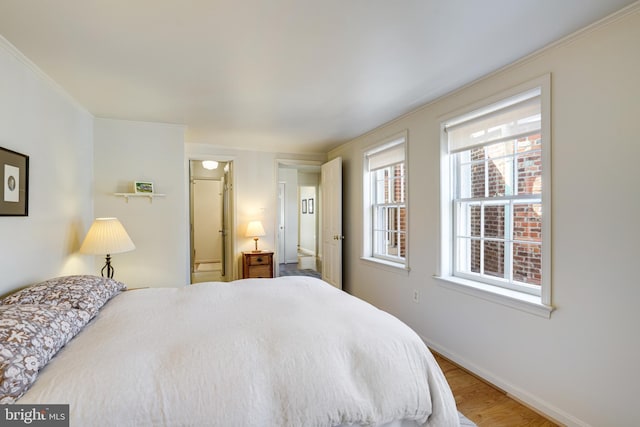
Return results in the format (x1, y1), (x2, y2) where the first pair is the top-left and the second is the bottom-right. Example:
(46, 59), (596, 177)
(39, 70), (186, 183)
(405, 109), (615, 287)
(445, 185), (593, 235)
(194, 258), (218, 264)
(423, 336), (590, 427)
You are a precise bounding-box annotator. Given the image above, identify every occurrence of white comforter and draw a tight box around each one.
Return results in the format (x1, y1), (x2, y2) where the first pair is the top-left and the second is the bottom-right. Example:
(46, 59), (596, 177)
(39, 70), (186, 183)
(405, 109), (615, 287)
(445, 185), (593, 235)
(19, 277), (459, 427)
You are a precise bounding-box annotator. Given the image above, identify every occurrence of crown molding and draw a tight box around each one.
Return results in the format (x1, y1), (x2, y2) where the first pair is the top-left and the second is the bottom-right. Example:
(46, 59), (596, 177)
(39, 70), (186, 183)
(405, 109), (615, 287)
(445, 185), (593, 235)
(330, 0), (640, 157)
(0, 34), (92, 117)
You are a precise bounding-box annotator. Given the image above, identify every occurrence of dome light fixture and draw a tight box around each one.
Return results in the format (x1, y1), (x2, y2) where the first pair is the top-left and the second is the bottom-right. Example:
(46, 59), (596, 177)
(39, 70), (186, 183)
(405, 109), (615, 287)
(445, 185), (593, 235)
(202, 160), (219, 170)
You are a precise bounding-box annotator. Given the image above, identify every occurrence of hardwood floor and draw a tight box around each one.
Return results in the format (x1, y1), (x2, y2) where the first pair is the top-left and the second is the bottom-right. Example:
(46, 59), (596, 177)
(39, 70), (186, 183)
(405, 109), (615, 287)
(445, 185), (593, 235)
(434, 353), (559, 427)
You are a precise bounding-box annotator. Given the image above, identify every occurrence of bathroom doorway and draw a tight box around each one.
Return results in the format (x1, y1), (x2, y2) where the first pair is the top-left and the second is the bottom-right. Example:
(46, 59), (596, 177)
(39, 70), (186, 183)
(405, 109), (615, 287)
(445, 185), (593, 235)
(190, 160), (234, 283)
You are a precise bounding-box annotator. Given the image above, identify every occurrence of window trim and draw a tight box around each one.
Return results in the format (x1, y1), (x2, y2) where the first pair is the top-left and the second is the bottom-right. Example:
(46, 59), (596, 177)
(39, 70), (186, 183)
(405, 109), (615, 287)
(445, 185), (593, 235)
(362, 130), (409, 271)
(437, 75), (553, 317)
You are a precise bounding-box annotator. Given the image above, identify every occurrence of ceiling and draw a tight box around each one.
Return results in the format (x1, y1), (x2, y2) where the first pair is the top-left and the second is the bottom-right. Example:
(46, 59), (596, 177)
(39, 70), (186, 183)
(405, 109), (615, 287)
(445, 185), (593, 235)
(0, 1), (635, 153)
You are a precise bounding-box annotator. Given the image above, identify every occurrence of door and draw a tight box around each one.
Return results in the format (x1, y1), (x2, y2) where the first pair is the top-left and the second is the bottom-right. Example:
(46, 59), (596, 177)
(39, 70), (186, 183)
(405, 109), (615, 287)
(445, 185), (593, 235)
(321, 157), (342, 289)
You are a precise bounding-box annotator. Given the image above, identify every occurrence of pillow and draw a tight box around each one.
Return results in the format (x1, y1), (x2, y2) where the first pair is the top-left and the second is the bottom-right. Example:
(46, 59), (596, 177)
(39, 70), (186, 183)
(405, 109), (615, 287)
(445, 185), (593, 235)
(0, 304), (90, 403)
(1, 275), (126, 318)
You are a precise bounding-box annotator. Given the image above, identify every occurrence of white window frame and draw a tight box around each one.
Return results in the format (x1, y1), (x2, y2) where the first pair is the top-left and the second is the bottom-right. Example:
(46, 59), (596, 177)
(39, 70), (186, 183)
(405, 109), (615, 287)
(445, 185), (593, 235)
(437, 75), (553, 318)
(362, 131), (409, 271)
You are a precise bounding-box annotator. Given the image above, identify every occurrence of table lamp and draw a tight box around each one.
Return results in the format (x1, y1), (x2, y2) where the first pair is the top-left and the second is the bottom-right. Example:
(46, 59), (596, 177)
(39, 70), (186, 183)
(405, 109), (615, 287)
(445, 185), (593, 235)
(245, 220), (265, 252)
(80, 217), (135, 278)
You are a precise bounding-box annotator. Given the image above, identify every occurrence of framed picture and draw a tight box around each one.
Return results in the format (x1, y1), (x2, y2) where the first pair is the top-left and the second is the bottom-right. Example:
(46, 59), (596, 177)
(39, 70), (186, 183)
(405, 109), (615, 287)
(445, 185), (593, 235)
(308, 198), (314, 214)
(301, 199), (307, 214)
(0, 147), (29, 216)
(134, 181), (154, 194)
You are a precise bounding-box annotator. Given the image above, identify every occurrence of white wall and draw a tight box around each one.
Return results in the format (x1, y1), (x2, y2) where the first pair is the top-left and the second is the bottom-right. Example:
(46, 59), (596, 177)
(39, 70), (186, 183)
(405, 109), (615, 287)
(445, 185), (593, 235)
(93, 118), (188, 288)
(0, 37), (94, 295)
(279, 168), (299, 263)
(330, 7), (640, 427)
(299, 172), (320, 256)
(299, 186), (316, 254)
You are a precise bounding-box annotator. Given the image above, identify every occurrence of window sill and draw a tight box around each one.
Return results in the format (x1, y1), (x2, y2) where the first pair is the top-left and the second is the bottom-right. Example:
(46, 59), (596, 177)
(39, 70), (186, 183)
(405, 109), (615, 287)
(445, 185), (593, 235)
(433, 275), (554, 318)
(360, 256), (410, 275)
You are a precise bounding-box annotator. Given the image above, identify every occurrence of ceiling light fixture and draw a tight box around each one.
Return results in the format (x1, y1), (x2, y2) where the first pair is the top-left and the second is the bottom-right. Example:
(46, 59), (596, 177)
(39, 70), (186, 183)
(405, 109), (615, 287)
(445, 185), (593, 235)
(202, 160), (218, 170)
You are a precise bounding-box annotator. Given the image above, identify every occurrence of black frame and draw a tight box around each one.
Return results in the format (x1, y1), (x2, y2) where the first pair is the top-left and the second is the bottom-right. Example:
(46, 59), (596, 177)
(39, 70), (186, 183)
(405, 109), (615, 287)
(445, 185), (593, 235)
(301, 199), (307, 214)
(0, 146), (29, 216)
(308, 198), (314, 214)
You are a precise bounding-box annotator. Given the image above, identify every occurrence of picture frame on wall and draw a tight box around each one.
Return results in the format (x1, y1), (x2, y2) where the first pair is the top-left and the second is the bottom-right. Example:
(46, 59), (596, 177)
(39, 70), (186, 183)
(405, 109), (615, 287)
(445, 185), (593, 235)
(301, 199), (307, 214)
(308, 198), (314, 214)
(0, 146), (29, 216)
(134, 181), (154, 194)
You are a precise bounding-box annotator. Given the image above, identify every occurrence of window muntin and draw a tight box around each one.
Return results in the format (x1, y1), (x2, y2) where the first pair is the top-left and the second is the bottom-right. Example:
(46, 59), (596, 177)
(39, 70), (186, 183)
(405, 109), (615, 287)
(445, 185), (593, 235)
(448, 89), (543, 296)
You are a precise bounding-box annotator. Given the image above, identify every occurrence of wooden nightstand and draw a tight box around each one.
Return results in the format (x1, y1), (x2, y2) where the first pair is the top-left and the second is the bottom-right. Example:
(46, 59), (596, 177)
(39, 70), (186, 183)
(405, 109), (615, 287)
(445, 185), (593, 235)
(242, 251), (274, 278)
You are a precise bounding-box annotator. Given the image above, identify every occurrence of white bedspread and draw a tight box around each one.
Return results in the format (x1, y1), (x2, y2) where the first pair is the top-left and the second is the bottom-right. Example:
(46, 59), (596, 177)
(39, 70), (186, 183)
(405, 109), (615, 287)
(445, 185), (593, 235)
(19, 277), (460, 427)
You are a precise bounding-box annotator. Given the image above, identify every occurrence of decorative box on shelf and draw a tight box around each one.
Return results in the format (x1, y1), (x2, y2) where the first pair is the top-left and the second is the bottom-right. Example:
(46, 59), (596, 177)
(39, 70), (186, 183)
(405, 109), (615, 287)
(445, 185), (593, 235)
(242, 251), (274, 279)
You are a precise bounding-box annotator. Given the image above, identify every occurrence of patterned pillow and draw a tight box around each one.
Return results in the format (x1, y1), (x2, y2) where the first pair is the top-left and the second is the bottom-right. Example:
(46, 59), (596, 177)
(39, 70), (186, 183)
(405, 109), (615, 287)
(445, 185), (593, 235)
(0, 304), (90, 403)
(1, 275), (126, 318)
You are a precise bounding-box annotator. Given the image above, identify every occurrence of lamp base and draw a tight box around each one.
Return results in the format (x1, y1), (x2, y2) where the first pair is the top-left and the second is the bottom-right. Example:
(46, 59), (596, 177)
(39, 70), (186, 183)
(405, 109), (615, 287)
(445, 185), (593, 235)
(253, 237), (259, 251)
(100, 254), (115, 279)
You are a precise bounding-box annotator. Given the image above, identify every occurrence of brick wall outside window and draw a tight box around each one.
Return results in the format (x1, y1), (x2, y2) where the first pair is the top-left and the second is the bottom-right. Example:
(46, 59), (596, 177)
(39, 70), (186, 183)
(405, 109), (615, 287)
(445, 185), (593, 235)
(468, 135), (542, 285)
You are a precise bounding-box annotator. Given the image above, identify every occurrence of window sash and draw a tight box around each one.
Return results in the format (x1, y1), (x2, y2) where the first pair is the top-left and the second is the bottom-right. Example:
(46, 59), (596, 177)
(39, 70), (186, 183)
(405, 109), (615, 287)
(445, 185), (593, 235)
(453, 197), (542, 295)
(371, 164), (406, 262)
(448, 89), (543, 295)
(363, 132), (408, 269)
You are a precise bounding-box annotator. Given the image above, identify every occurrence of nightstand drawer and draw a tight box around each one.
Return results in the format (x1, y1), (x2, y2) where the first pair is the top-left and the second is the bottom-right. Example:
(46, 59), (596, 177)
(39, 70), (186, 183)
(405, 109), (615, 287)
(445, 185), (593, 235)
(247, 255), (270, 265)
(249, 265), (272, 278)
(242, 251), (274, 278)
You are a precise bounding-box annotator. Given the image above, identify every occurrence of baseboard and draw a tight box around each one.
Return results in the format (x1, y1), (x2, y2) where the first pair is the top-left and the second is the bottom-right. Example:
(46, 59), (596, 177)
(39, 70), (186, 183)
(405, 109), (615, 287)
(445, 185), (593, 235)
(423, 336), (589, 427)
(194, 258), (218, 264)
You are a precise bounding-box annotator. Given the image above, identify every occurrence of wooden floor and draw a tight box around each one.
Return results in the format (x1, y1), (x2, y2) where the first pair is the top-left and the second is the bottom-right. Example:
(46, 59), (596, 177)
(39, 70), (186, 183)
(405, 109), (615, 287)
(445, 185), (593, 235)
(434, 354), (559, 427)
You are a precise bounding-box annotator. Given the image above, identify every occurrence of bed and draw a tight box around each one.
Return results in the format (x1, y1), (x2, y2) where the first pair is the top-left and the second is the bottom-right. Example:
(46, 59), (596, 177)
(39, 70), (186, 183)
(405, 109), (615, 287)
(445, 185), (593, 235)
(0, 275), (466, 426)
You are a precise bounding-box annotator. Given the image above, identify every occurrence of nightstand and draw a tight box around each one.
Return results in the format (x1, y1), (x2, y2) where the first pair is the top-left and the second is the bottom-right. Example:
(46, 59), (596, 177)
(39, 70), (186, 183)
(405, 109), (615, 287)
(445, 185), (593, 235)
(242, 251), (274, 278)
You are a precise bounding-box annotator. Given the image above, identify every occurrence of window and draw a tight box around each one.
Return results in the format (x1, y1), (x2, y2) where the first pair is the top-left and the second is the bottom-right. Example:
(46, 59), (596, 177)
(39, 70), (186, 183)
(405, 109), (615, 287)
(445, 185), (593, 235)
(363, 133), (407, 269)
(439, 77), (552, 317)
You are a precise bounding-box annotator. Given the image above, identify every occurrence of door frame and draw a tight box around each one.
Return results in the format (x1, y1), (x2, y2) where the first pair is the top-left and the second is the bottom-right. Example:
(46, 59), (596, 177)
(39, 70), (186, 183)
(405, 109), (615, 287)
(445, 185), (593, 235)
(186, 156), (237, 283)
(278, 182), (286, 263)
(274, 159), (323, 277)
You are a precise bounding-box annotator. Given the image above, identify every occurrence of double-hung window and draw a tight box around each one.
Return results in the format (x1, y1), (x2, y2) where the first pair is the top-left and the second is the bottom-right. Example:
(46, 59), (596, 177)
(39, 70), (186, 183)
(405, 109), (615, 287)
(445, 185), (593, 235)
(439, 77), (552, 317)
(363, 133), (407, 269)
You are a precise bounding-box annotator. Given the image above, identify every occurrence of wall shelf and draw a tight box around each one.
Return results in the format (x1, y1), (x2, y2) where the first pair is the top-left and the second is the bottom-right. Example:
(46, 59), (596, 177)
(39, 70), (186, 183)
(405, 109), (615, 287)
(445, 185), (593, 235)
(114, 193), (166, 203)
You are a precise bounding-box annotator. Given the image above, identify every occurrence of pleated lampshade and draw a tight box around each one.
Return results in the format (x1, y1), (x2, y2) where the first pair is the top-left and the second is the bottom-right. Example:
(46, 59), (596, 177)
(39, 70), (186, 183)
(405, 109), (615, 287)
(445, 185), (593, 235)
(80, 218), (135, 255)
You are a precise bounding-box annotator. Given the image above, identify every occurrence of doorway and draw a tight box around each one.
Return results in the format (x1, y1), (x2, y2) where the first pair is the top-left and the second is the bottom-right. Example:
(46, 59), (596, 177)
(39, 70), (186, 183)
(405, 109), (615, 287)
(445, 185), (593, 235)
(276, 161), (321, 279)
(190, 160), (234, 283)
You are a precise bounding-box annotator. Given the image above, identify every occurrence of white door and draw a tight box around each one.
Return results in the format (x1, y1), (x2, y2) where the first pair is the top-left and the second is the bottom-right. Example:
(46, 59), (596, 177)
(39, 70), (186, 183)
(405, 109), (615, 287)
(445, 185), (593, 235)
(321, 157), (342, 289)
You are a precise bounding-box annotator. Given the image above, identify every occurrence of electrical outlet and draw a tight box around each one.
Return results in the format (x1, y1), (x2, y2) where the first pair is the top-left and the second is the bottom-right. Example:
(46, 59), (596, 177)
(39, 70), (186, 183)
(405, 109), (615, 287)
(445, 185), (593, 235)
(412, 289), (420, 303)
